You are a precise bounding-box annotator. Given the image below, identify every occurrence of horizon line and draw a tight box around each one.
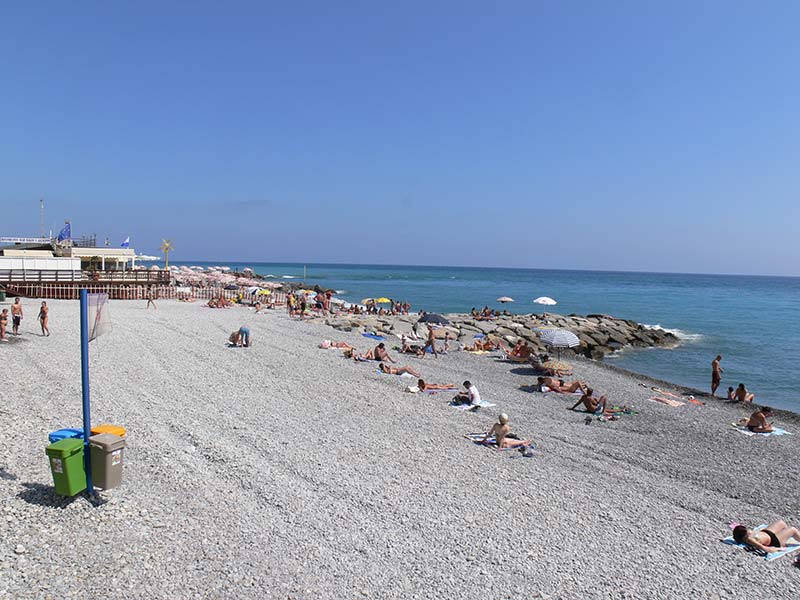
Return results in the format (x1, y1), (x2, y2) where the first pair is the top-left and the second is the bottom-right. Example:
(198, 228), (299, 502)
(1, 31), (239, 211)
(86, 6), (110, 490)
(160, 259), (800, 280)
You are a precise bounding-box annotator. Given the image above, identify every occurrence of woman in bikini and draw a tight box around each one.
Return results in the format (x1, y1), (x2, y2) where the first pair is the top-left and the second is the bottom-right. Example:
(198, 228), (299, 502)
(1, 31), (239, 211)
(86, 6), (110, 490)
(732, 521), (800, 553)
(38, 301), (50, 336)
(417, 379), (455, 392)
(379, 363), (421, 377)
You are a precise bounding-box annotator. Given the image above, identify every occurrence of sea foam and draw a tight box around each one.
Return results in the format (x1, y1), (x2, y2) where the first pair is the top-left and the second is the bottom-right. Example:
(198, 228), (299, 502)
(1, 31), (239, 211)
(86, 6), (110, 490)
(643, 324), (704, 342)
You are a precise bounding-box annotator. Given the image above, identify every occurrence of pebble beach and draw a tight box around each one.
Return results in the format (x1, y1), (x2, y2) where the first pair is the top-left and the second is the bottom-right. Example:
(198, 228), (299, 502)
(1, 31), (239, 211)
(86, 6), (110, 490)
(1, 299), (798, 599)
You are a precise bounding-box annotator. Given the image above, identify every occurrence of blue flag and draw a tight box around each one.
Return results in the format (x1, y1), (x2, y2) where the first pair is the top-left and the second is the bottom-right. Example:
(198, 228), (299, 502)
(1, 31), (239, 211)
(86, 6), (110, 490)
(120, 236), (130, 248)
(57, 223), (71, 241)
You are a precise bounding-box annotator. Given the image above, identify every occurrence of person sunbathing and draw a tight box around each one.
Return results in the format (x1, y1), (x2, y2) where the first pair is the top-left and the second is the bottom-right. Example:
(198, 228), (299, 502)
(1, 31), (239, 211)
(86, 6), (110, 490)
(734, 383), (755, 403)
(464, 337), (497, 351)
(400, 337), (424, 356)
(536, 377), (585, 393)
(481, 414), (532, 449)
(569, 387), (607, 414)
(506, 341), (534, 362)
(319, 340), (354, 350)
(374, 343), (396, 363)
(417, 379), (456, 392)
(746, 406), (774, 433)
(732, 520), (800, 553)
(379, 363), (420, 377)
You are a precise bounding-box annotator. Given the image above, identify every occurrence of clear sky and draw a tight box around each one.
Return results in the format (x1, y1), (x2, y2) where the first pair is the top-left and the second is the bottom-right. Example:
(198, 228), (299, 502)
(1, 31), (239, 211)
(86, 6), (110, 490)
(2, 2), (799, 275)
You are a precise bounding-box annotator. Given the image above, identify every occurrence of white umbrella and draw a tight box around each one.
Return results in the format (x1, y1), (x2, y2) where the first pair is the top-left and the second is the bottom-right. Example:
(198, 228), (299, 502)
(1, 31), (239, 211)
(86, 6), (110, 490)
(496, 296), (514, 303)
(534, 296), (557, 305)
(537, 328), (579, 359)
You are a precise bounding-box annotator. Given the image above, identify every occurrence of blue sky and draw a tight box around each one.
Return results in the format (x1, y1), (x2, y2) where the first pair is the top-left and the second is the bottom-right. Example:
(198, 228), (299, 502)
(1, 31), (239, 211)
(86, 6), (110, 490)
(2, 2), (799, 275)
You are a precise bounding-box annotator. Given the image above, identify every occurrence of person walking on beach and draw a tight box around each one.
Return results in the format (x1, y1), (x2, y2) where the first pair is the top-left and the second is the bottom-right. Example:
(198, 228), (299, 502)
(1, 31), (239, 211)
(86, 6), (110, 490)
(0, 308), (8, 341)
(711, 355), (723, 397)
(11, 298), (23, 335)
(38, 301), (50, 336)
(421, 324), (438, 358)
(146, 287), (157, 310)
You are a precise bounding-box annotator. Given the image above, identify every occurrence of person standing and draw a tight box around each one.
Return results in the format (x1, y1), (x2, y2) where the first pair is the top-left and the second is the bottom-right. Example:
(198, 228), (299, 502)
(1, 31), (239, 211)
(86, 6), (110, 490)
(0, 308), (8, 341)
(421, 324), (438, 358)
(711, 355), (723, 397)
(11, 297), (23, 336)
(38, 301), (50, 336)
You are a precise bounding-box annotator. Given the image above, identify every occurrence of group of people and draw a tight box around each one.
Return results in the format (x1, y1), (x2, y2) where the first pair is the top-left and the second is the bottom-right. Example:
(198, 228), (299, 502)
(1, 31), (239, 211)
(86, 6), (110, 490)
(1, 298), (50, 341)
(711, 355), (756, 403)
(470, 306), (511, 320)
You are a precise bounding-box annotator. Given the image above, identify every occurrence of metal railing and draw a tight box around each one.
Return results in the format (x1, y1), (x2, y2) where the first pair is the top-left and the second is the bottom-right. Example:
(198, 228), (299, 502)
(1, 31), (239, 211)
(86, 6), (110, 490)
(0, 269), (170, 283)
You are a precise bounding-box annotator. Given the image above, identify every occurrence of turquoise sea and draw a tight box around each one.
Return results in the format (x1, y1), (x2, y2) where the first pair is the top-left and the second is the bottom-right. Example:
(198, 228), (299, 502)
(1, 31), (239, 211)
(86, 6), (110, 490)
(174, 262), (800, 413)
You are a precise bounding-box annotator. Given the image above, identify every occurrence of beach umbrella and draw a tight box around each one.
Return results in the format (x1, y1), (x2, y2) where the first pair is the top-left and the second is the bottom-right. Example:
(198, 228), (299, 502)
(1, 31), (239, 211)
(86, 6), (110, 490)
(537, 328), (579, 359)
(257, 289), (272, 295)
(496, 296), (514, 303)
(375, 297), (392, 303)
(534, 296), (557, 305)
(418, 313), (450, 326)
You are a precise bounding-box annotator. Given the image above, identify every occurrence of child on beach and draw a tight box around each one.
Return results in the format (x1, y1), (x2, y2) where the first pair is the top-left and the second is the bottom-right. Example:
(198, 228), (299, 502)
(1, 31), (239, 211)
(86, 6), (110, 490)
(732, 521), (800, 553)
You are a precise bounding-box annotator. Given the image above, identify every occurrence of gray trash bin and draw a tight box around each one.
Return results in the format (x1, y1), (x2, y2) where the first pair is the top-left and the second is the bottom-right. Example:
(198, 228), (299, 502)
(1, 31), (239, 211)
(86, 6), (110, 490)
(89, 433), (125, 490)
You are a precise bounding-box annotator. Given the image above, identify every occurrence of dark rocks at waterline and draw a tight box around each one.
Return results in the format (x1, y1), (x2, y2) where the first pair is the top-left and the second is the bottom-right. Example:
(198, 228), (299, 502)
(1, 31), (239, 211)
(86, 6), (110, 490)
(323, 312), (680, 359)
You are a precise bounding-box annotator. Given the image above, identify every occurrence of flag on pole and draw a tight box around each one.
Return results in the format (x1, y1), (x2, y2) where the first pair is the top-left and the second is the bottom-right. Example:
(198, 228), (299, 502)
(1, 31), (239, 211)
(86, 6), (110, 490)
(120, 236), (130, 248)
(87, 293), (112, 341)
(57, 223), (71, 241)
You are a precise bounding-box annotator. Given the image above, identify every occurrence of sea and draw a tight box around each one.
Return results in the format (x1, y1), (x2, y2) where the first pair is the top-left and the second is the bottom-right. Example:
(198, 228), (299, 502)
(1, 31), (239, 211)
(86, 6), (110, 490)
(172, 262), (800, 413)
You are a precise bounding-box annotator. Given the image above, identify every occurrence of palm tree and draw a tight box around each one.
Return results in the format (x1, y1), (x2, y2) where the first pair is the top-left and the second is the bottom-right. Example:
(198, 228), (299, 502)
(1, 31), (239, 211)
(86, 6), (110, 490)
(161, 239), (174, 270)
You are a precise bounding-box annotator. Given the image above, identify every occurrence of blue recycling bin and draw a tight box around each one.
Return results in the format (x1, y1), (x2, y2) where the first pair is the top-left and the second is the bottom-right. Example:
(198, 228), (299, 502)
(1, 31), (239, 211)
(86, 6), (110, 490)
(48, 428), (85, 444)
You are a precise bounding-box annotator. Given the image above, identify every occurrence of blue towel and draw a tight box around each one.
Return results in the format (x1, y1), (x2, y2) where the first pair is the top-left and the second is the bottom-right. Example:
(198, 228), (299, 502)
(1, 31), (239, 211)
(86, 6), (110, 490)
(362, 333), (384, 340)
(722, 524), (800, 561)
(473, 333), (485, 338)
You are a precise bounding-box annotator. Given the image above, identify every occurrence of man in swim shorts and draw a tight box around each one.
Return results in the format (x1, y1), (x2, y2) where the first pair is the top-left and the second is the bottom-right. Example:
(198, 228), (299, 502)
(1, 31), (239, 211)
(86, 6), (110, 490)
(11, 298), (23, 335)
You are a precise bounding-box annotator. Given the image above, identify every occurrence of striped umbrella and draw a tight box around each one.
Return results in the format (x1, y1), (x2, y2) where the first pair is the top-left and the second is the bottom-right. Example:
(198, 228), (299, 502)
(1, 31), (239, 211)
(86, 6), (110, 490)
(537, 328), (580, 359)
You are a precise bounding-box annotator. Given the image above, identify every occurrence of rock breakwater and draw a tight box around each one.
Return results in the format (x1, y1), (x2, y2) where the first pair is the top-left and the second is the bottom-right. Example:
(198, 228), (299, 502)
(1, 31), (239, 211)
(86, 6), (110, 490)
(323, 312), (680, 358)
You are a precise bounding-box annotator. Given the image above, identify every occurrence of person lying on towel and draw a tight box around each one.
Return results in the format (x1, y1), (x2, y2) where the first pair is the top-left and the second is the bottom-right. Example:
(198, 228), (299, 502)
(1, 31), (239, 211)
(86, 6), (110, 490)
(379, 363), (420, 377)
(732, 521), (800, 553)
(481, 414), (532, 449)
(536, 377), (585, 393)
(569, 387), (607, 414)
(417, 379), (456, 392)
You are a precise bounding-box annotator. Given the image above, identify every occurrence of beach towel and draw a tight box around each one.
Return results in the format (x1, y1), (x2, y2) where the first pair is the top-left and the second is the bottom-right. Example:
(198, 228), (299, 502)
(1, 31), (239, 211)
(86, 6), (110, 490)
(473, 333), (485, 338)
(722, 525), (800, 561)
(450, 399), (496, 411)
(464, 349), (490, 355)
(362, 333), (384, 340)
(648, 396), (686, 407)
(730, 424), (792, 437)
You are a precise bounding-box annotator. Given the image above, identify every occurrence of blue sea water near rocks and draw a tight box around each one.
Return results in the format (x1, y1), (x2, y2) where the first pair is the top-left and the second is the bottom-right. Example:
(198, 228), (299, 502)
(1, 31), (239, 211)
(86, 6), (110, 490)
(177, 262), (800, 413)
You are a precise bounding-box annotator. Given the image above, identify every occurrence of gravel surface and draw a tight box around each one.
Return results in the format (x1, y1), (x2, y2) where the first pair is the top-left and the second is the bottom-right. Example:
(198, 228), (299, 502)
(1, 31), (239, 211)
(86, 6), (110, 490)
(1, 299), (798, 599)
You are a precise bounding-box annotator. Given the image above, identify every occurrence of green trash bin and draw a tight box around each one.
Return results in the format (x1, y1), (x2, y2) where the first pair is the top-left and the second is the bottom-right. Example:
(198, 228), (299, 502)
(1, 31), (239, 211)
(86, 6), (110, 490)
(0, 289), (6, 302)
(46, 438), (87, 496)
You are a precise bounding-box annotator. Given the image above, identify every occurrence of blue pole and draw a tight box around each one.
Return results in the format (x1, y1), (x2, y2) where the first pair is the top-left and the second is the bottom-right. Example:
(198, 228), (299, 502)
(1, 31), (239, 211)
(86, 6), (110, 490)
(79, 290), (95, 496)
